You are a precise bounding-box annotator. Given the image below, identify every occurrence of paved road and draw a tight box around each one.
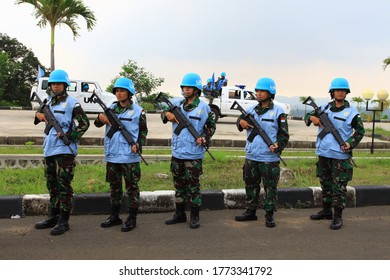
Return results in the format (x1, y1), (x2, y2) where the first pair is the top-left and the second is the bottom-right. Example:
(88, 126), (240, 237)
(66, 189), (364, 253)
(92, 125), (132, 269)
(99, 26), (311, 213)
(1, 206), (389, 260)
(1, 109), (389, 143)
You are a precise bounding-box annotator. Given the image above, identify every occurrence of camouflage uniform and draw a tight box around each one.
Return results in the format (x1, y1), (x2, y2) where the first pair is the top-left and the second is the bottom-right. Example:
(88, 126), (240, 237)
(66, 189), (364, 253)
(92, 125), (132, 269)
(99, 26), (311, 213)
(305, 100), (365, 209)
(106, 162), (141, 208)
(238, 100), (289, 213)
(170, 157), (203, 207)
(243, 159), (280, 212)
(95, 100), (148, 211)
(44, 154), (76, 212)
(162, 96), (216, 207)
(36, 93), (90, 212)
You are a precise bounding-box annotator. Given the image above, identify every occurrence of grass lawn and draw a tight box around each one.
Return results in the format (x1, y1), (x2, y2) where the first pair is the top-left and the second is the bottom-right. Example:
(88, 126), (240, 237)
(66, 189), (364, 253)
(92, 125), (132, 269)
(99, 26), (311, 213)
(0, 147), (389, 195)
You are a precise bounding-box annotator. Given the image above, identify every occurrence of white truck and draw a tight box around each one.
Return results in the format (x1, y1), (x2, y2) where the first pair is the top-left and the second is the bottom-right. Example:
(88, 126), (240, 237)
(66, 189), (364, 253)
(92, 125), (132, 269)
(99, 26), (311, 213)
(30, 77), (117, 113)
(200, 85), (291, 122)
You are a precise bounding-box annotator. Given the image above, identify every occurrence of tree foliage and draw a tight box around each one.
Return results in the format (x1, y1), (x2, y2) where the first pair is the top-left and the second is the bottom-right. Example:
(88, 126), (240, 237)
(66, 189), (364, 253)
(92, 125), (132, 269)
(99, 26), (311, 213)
(16, 0), (96, 70)
(383, 57), (390, 70)
(300, 96), (314, 115)
(0, 33), (46, 106)
(351, 96), (365, 113)
(107, 59), (165, 97)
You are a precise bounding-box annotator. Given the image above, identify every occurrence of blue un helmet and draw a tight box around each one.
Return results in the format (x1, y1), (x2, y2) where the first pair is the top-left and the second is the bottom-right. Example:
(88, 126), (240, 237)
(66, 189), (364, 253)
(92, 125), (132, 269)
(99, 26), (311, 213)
(329, 78), (350, 98)
(112, 77), (135, 97)
(221, 72), (226, 77)
(255, 77), (276, 98)
(48, 69), (71, 87)
(82, 83), (89, 92)
(181, 73), (202, 91)
(207, 78), (212, 83)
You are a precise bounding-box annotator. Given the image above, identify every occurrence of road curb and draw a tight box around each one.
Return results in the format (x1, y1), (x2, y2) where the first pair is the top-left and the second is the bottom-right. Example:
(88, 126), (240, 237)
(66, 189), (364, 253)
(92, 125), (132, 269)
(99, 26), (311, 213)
(1, 186), (389, 218)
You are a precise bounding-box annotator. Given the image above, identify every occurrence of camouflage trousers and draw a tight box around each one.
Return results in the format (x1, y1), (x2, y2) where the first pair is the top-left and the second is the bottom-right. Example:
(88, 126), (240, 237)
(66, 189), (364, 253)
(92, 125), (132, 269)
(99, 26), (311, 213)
(44, 154), (76, 212)
(106, 162), (141, 209)
(316, 156), (353, 209)
(243, 159), (280, 213)
(170, 157), (203, 207)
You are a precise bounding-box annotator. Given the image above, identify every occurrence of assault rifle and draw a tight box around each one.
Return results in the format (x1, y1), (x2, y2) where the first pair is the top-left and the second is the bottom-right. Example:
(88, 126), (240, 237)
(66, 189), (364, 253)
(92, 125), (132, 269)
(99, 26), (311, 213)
(302, 96), (357, 167)
(230, 101), (287, 166)
(91, 92), (148, 165)
(30, 92), (75, 155)
(155, 92), (215, 161)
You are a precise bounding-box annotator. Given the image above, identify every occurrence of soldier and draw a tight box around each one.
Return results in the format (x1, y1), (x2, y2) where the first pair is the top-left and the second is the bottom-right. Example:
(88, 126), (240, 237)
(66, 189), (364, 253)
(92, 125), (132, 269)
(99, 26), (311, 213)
(203, 78), (219, 105)
(161, 72), (216, 229)
(215, 71), (228, 94)
(95, 77), (148, 232)
(34, 69), (90, 235)
(234, 77), (289, 227)
(202, 78), (214, 97)
(305, 78), (365, 230)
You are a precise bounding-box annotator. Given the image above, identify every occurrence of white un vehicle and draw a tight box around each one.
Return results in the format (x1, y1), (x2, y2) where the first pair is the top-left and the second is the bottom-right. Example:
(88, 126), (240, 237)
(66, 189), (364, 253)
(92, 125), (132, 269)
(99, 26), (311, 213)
(200, 85), (291, 122)
(30, 77), (118, 113)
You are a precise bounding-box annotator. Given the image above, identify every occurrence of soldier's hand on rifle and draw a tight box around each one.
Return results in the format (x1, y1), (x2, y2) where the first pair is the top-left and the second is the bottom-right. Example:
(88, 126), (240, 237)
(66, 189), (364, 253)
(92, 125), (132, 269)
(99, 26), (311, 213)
(131, 143), (139, 154)
(165, 112), (179, 123)
(196, 137), (206, 146)
(36, 112), (47, 123)
(269, 143), (279, 153)
(239, 119), (254, 130)
(341, 142), (351, 153)
(309, 116), (323, 128)
(98, 113), (111, 125)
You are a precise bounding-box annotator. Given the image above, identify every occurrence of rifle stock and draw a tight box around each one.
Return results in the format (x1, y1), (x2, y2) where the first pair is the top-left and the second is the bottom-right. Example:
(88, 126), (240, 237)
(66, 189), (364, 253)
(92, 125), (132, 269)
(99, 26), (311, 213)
(302, 96), (357, 167)
(230, 101), (287, 166)
(155, 92), (215, 161)
(91, 93), (148, 165)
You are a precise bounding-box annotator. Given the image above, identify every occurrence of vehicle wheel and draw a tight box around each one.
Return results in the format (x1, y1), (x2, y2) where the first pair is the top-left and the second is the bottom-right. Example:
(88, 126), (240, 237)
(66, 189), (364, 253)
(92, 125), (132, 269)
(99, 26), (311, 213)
(210, 107), (219, 122)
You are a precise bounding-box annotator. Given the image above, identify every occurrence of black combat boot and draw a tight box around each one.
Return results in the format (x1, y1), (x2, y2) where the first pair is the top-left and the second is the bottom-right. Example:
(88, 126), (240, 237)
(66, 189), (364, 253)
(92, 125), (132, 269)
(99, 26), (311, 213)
(121, 208), (137, 232)
(165, 203), (187, 225)
(35, 208), (59, 229)
(235, 209), (257, 221)
(190, 207), (200, 229)
(50, 211), (70, 235)
(330, 207), (343, 230)
(310, 202), (333, 220)
(265, 211), (276, 228)
(101, 205), (123, 228)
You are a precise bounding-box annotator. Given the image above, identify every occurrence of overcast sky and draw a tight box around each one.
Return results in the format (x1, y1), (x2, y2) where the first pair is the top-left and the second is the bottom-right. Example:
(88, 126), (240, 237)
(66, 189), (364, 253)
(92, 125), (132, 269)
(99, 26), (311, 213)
(2, 0), (390, 99)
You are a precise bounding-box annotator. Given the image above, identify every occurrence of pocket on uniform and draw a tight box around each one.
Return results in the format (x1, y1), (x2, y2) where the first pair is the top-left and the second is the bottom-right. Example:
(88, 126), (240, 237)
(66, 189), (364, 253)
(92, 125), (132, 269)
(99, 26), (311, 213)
(119, 138), (131, 155)
(338, 160), (353, 181)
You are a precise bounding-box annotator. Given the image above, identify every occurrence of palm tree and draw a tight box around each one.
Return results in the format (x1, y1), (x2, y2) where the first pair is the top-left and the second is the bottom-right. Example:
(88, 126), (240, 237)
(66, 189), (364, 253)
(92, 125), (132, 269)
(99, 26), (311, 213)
(299, 96), (314, 116)
(383, 57), (390, 70)
(351, 96), (364, 113)
(16, 0), (96, 71)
